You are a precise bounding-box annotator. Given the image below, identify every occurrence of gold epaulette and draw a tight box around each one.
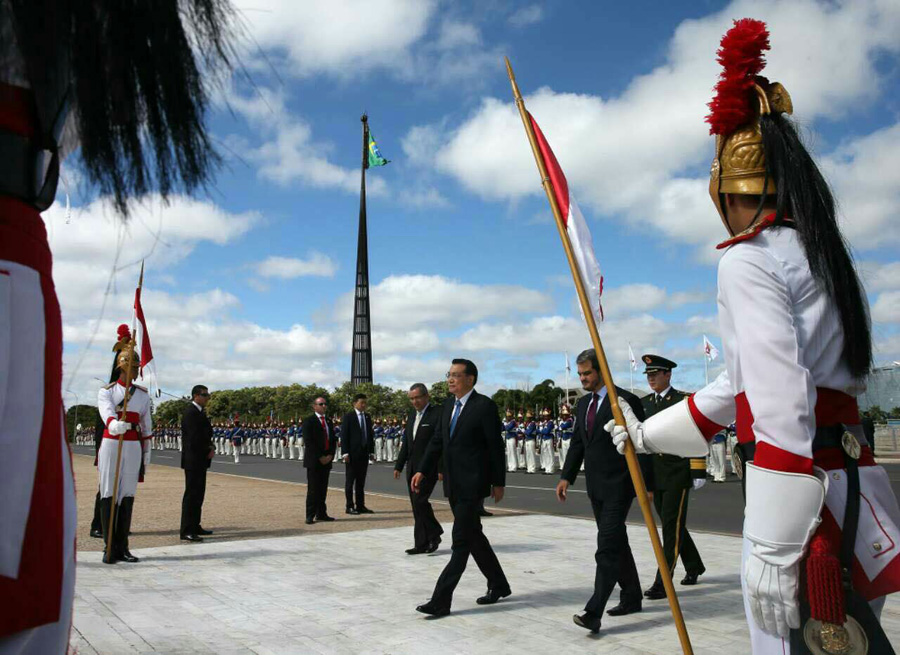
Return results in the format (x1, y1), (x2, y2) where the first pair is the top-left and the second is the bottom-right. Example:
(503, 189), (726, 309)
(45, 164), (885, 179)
(690, 458), (707, 469)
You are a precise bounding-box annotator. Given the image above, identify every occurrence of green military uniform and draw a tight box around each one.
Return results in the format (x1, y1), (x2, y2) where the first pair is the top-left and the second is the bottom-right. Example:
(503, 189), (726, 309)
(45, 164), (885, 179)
(641, 355), (706, 599)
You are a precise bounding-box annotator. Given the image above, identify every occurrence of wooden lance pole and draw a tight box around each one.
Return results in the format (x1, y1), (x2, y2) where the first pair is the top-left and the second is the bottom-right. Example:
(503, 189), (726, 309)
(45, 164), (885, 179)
(505, 57), (694, 655)
(105, 260), (144, 559)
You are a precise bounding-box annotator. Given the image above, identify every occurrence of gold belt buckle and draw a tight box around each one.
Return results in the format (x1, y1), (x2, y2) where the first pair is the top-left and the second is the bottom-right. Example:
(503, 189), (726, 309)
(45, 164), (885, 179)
(803, 616), (868, 654)
(841, 431), (861, 460)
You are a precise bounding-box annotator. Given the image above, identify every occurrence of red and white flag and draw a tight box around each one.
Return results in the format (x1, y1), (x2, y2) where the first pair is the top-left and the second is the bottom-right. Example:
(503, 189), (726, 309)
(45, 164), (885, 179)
(530, 114), (603, 322)
(703, 335), (719, 362)
(628, 342), (637, 371)
(133, 286), (159, 397)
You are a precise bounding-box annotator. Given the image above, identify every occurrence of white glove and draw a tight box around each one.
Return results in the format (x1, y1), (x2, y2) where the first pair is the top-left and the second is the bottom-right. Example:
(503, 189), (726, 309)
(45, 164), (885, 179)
(143, 448), (152, 467)
(692, 478), (706, 490)
(603, 400), (650, 454)
(108, 419), (129, 436)
(743, 463), (826, 637)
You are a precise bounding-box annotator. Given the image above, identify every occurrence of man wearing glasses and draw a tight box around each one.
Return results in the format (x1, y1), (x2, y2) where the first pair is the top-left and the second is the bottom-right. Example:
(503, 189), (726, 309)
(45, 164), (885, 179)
(412, 359), (509, 616)
(180, 385), (215, 543)
(302, 397), (337, 525)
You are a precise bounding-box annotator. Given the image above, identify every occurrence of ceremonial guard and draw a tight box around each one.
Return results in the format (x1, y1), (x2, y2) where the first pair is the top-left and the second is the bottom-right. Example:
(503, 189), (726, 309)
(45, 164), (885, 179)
(97, 335), (153, 564)
(288, 420), (299, 460)
(557, 406), (574, 470)
(279, 422), (289, 459)
(374, 418), (385, 462)
(298, 421), (305, 462)
(608, 19), (900, 654)
(503, 410), (519, 472)
(516, 412), (526, 467)
(639, 355), (707, 600)
(384, 417), (396, 462)
(539, 409), (558, 474)
(709, 429), (728, 482)
(523, 411), (538, 474)
(230, 420), (244, 464)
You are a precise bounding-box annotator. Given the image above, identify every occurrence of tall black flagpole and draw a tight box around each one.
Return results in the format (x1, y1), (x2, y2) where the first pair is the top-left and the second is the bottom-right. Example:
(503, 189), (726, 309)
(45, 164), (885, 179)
(351, 114), (373, 385)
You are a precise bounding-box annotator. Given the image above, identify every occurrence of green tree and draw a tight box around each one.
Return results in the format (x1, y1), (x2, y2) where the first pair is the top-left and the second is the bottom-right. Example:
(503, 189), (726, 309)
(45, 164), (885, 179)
(863, 405), (888, 422)
(65, 404), (101, 440)
(154, 397), (190, 427)
(890, 407), (900, 419)
(429, 381), (449, 405)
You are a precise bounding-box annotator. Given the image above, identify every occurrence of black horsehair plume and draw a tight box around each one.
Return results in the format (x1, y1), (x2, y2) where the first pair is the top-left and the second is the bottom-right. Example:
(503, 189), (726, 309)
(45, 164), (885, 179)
(11, 0), (236, 215)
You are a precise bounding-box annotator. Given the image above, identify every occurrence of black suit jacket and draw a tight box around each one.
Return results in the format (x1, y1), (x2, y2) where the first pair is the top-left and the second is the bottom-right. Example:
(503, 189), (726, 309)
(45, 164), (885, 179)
(303, 413), (336, 469)
(418, 390), (505, 500)
(561, 387), (652, 501)
(396, 403), (441, 479)
(181, 404), (213, 470)
(340, 411), (375, 460)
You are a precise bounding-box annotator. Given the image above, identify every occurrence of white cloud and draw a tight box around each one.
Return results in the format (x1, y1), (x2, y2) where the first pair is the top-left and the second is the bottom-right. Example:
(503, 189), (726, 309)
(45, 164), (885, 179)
(404, 0), (900, 256)
(234, 324), (336, 357)
(401, 186), (451, 210)
(872, 291), (900, 324)
(255, 252), (338, 279)
(602, 284), (709, 318)
(508, 5), (544, 27)
(860, 260), (900, 293)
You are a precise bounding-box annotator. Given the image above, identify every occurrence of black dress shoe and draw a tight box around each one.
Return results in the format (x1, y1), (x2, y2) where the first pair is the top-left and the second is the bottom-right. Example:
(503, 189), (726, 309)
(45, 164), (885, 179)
(180, 534), (204, 542)
(316, 515), (336, 522)
(119, 550), (140, 563)
(346, 508), (359, 515)
(424, 539), (441, 554)
(478, 509), (493, 517)
(681, 572), (701, 586)
(305, 518), (316, 525)
(406, 547), (425, 555)
(90, 528), (104, 539)
(196, 527), (213, 536)
(416, 601), (450, 617)
(476, 586), (511, 605)
(606, 601), (642, 616)
(644, 583), (666, 600)
(573, 612), (601, 633)
(358, 507), (375, 514)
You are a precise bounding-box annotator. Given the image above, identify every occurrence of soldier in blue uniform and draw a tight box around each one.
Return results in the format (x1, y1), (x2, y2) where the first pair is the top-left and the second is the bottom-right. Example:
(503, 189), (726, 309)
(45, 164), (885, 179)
(539, 409), (558, 474)
(230, 420), (244, 464)
(557, 406), (574, 471)
(503, 410), (519, 472)
(523, 411), (539, 473)
(373, 419), (384, 462)
(639, 354), (707, 600)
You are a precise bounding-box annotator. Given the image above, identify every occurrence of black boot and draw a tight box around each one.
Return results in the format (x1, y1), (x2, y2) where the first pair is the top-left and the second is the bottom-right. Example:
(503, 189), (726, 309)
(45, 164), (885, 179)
(90, 490), (104, 538)
(100, 498), (117, 564)
(116, 497), (140, 563)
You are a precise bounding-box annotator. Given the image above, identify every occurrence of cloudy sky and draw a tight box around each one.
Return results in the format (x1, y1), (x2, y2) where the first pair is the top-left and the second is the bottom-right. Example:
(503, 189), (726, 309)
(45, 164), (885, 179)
(53, 0), (900, 407)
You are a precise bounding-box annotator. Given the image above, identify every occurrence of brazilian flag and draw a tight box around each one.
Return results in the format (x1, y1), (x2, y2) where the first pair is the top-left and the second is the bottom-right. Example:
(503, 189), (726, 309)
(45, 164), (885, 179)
(367, 132), (389, 167)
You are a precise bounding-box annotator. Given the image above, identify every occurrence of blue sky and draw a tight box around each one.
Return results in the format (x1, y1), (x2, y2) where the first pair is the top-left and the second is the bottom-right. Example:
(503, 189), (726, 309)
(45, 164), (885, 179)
(52, 0), (900, 405)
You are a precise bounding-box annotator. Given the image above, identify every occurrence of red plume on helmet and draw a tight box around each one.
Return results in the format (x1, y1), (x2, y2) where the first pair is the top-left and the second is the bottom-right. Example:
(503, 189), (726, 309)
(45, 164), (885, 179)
(706, 18), (770, 136)
(116, 323), (131, 343)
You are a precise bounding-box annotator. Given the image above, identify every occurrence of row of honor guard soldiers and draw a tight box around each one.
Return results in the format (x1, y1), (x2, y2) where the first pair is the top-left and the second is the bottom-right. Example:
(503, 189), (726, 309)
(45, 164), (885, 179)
(502, 407), (576, 475)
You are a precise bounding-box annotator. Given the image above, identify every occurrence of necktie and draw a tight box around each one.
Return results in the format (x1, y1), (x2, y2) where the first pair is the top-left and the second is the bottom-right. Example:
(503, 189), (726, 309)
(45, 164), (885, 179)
(320, 416), (329, 450)
(413, 411), (423, 440)
(359, 413), (366, 443)
(449, 400), (462, 439)
(586, 393), (599, 436)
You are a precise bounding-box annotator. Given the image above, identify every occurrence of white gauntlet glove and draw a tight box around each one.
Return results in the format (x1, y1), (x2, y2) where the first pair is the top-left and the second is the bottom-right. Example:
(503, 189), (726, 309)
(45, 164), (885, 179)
(604, 399), (708, 457)
(108, 419), (129, 436)
(692, 478), (706, 490)
(743, 463), (826, 637)
(143, 447), (152, 468)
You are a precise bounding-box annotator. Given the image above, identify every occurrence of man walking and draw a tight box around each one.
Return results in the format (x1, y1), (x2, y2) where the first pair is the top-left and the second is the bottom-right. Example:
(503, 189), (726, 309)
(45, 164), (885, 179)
(303, 397), (336, 524)
(412, 359), (510, 616)
(395, 384), (444, 554)
(341, 394), (375, 515)
(556, 349), (650, 633)
(180, 385), (215, 543)
(639, 355), (706, 600)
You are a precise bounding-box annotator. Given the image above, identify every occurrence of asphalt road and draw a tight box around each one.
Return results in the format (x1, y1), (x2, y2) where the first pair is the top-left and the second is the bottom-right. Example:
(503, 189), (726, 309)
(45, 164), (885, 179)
(72, 445), (900, 537)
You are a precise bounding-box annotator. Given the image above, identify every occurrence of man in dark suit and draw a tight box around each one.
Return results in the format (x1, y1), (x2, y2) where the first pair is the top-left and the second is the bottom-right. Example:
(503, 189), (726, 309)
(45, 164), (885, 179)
(341, 393), (375, 515)
(394, 383), (443, 554)
(411, 359), (509, 617)
(180, 385), (215, 542)
(303, 396), (336, 525)
(556, 348), (651, 633)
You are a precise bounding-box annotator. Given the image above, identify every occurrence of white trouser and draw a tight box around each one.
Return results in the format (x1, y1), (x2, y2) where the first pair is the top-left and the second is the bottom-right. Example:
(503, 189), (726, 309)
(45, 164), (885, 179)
(384, 438), (395, 462)
(505, 438), (519, 472)
(289, 437), (297, 460)
(98, 439), (142, 501)
(709, 441), (727, 481)
(177, 436), (182, 451)
(233, 443), (241, 463)
(375, 438), (384, 461)
(299, 438), (304, 461)
(280, 440), (287, 459)
(559, 439), (571, 469)
(540, 441), (558, 473)
(524, 441), (538, 473)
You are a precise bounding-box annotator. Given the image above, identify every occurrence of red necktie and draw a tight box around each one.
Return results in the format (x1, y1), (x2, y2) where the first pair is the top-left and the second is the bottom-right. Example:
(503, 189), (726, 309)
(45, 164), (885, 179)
(320, 416), (329, 450)
(586, 393), (599, 436)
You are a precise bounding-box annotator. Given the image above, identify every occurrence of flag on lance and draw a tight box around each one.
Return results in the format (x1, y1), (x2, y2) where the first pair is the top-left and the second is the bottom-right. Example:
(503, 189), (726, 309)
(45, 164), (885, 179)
(530, 115), (604, 322)
(133, 284), (159, 397)
(703, 335), (719, 361)
(628, 342), (637, 371)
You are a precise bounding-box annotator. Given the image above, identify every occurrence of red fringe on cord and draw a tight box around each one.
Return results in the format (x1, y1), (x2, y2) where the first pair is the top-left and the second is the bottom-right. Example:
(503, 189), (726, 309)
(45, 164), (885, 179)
(806, 533), (846, 625)
(706, 18), (770, 136)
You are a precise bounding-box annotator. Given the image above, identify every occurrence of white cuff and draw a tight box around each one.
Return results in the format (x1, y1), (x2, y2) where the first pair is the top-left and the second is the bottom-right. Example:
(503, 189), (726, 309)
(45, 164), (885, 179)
(641, 400), (710, 457)
(744, 463), (826, 566)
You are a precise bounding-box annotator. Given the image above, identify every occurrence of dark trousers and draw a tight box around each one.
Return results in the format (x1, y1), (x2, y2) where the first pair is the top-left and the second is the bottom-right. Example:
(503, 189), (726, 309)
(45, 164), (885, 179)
(306, 465), (331, 520)
(407, 472), (443, 549)
(584, 496), (642, 617)
(180, 467), (208, 537)
(345, 458), (369, 509)
(431, 497), (508, 607)
(653, 488), (704, 583)
(91, 488), (103, 533)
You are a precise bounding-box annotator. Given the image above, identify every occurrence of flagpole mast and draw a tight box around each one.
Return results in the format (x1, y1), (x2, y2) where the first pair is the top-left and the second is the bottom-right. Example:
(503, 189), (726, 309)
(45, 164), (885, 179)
(505, 58), (693, 655)
(564, 350), (570, 406)
(106, 260), (144, 561)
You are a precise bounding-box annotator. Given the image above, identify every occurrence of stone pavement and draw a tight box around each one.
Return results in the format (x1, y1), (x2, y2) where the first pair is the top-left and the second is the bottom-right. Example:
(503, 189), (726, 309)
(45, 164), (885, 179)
(70, 514), (900, 655)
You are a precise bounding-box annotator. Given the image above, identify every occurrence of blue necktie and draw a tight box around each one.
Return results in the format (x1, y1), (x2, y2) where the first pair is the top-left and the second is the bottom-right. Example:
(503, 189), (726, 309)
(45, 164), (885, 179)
(449, 400), (462, 439)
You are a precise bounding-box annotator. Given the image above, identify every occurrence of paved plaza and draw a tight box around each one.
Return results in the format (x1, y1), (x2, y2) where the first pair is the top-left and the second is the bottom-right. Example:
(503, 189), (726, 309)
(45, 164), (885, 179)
(69, 513), (900, 655)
